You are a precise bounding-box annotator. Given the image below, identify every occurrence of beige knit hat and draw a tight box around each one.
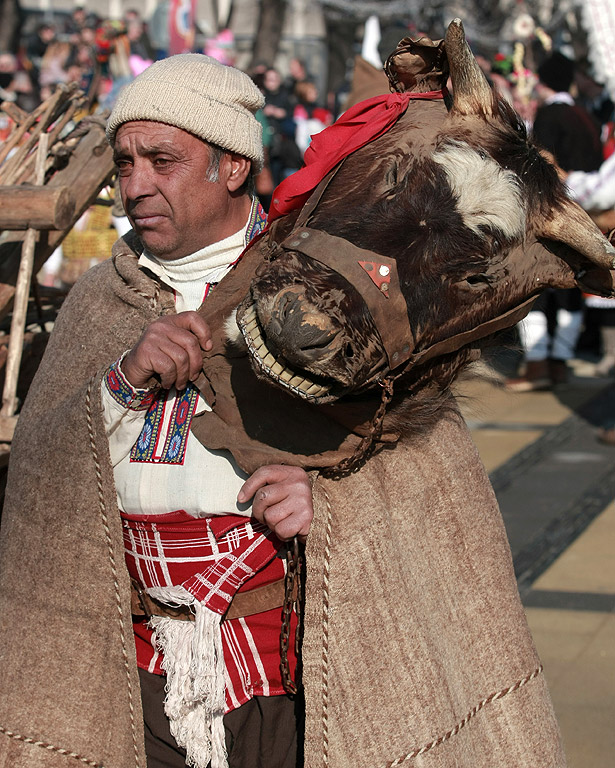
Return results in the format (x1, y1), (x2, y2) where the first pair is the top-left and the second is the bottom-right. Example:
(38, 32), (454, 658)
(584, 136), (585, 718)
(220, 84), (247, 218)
(106, 54), (265, 172)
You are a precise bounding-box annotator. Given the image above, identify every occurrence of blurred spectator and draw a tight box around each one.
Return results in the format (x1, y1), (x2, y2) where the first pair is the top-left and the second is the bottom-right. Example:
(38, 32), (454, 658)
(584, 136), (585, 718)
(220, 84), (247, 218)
(293, 79), (332, 155)
(149, 0), (171, 60)
(284, 57), (308, 95)
(64, 7), (98, 45)
(125, 8), (155, 64)
(25, 23), (56, 87)
(262, 67), (302, 187)
(533, 52), (603, 172)
(250, 69), (275, 210)
(95, 20), (132, 110)
(564, 157), (615, 381)
(39, 41), (72, 99)
(0, 53), (18, 103)
(0, 51), (35, 111)
(507, 51), (604, 391)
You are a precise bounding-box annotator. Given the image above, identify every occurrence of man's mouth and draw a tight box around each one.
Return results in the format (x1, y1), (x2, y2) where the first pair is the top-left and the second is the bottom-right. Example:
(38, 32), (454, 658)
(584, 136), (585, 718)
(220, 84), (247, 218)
(131, 214), (166, 227)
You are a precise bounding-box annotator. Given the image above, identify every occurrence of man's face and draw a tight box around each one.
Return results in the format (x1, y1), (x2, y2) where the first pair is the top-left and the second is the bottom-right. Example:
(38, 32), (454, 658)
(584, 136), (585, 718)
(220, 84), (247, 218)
(114, 121), (232, 260)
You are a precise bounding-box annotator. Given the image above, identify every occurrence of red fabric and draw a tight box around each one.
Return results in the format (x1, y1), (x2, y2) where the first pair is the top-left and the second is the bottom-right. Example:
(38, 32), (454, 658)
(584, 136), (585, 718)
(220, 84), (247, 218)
(122, 511), (297, 712)
(268, 90), (446, 221)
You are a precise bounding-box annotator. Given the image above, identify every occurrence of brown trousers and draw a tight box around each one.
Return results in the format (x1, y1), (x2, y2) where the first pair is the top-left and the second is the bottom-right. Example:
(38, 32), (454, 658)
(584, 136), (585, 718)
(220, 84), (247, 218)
(138, 668), (304, 768)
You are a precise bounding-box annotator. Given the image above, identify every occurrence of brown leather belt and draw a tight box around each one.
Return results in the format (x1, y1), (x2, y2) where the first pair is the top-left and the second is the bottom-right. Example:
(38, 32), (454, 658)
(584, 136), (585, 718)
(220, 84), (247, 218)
(130, 577), (291, 622)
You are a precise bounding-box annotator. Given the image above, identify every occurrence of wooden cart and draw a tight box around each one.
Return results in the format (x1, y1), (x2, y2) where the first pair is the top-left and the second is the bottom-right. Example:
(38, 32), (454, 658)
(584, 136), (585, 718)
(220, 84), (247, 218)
(0, 84), (116, 489)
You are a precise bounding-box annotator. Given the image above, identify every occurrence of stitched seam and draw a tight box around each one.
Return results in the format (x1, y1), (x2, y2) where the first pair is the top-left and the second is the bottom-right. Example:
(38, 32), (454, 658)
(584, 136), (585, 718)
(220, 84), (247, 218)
(384, 665), (544, 766)
(318, 482), (333, 768)
(86, 378), (142, 767)
(0, 726), (102, 766)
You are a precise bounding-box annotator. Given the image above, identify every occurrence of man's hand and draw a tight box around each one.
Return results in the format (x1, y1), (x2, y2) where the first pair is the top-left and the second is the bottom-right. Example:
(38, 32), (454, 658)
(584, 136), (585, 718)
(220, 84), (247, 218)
(238, 465), (314, 542)
(121, 311), (212, 390)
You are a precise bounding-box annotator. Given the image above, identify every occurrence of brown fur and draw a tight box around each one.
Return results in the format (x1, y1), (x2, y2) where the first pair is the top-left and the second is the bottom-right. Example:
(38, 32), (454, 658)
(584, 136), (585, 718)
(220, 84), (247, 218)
(240, 90), (603, 433)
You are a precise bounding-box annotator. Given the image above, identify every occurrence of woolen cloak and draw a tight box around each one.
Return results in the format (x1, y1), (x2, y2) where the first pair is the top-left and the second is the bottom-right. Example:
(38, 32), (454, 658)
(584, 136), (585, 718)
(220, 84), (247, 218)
(0, 234), (566, 767)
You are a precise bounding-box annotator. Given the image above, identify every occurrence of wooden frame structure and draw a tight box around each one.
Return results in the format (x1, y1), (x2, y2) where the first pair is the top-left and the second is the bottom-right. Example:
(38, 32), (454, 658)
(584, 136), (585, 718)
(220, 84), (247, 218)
(0, 84), (116, 466)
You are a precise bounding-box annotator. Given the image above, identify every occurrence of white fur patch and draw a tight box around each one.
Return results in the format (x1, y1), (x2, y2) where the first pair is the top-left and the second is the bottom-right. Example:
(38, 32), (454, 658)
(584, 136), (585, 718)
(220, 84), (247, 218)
(433, 141), (526, 239)
(224, 309), (244, 347)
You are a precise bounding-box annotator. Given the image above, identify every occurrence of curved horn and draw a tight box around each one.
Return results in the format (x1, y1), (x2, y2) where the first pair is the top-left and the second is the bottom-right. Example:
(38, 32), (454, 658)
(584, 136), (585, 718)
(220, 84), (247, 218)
(445, 18), (494, 116)
(539, 199), (615, 296)
(540, 200), (615, 270)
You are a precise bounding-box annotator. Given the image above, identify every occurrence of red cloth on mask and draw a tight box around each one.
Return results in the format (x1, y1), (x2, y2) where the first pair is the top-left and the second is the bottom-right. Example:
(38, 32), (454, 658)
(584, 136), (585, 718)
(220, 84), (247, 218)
(267, 90), (446, 221)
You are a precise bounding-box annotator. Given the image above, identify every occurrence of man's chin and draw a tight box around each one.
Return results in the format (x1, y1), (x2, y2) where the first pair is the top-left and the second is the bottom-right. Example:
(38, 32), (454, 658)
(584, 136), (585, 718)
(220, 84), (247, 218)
(138, 238), (188, 261)
(134, 228), (178, 260)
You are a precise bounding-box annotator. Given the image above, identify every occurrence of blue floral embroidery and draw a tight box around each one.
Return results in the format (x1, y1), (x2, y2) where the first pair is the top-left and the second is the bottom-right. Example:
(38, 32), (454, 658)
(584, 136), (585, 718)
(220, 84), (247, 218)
(130, 383), (198, 465)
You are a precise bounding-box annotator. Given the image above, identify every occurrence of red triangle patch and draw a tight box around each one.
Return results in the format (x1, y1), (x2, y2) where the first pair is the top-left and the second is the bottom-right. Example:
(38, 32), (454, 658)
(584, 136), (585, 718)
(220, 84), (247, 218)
(359, 260), (391, 296)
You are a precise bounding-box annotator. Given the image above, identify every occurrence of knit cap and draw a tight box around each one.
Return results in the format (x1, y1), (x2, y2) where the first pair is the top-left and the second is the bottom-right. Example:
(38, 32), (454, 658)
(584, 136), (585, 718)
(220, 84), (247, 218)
(106, 54), (265, 172)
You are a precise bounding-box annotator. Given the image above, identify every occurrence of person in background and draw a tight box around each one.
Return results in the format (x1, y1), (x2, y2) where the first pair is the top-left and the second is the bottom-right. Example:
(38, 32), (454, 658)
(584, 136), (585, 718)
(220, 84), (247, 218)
(507, 51), (604, 391)
(262, 67), (302, 187)
(293, 79), (332, 156)
(563, 152), (615, 445)
(124, 8), (155, 65)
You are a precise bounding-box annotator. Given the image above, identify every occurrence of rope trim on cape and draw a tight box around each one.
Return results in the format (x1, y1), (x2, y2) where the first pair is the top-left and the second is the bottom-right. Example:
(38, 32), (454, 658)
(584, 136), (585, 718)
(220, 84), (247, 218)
(0, 726), (103, 766)
(384, 664), (544, 767)
(86, 377), (142, 768)
(318, 482), (334, 767)
(126, 279), (160, 312)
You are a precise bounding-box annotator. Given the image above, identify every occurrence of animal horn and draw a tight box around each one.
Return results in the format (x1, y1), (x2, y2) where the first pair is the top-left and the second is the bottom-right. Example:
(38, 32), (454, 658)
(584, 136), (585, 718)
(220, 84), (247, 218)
(445, 18), (494, 115)
(540, 200), (615, 271)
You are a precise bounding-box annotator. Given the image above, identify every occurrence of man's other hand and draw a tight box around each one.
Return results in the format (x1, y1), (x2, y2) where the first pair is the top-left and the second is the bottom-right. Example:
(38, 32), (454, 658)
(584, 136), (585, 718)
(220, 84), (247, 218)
(122, 311), (213, 390)
(238, 465), (314, 542)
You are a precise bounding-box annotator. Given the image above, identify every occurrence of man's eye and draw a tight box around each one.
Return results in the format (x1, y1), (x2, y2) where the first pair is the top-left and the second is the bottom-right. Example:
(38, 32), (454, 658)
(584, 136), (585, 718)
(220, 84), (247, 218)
(154, 157), (172, 168)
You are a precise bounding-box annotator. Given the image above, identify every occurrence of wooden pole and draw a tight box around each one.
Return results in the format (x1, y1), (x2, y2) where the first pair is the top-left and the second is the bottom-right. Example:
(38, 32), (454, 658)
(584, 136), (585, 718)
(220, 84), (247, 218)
(1, 133), (49, 419)
(0, 186), (75, 230)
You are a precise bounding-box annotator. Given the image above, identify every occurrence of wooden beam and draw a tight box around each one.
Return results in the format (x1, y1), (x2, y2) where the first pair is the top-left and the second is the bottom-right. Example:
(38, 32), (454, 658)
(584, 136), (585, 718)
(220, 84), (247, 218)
(0, 416), (17, 442)
(0, 123), (115, 316)
(1, 135), (48, 418)
(0, 186), (75, 230)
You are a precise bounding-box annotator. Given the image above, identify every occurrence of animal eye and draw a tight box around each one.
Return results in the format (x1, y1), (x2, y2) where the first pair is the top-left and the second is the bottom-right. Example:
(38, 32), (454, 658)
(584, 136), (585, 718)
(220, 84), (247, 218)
(465, 273), (490, 286)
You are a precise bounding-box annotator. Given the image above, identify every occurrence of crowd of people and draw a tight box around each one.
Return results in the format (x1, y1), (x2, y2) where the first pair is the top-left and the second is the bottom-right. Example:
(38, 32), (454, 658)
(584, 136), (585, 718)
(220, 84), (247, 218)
(0, 7), (333, 201)
(1, 9), (614, 422)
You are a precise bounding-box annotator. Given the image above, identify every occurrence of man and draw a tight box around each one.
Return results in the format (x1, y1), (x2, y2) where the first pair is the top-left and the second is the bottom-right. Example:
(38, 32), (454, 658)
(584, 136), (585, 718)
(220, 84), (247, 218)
(0, 54), (312, 768)
(0, 49), (568, 768)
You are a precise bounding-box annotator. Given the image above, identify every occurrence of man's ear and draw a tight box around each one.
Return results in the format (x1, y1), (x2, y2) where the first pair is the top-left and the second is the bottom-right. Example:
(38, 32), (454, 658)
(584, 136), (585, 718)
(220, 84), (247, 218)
(225, 153), (252, 191)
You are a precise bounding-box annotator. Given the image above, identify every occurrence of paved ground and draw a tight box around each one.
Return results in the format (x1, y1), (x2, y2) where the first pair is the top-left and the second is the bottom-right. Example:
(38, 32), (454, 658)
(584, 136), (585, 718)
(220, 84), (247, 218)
(453, 355), (615, 768)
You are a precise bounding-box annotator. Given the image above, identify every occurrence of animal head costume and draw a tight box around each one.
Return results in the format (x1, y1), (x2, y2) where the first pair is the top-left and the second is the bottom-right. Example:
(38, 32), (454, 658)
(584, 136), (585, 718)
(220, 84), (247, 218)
(191, 19), (615, 474)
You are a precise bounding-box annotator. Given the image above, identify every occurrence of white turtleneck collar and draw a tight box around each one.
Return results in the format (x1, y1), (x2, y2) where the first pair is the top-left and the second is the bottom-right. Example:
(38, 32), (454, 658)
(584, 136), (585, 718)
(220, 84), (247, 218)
(138, 219), (248, 312)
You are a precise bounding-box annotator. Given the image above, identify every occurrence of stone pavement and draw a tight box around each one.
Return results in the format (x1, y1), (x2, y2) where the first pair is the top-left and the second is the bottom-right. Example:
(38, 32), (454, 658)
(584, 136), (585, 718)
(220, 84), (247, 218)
(453, 356), (615, 768)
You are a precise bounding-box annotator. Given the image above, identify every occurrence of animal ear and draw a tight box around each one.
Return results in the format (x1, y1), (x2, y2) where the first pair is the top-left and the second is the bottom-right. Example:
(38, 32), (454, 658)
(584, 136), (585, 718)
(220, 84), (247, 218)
(384, 35), (449, 94)
(444, 18), (495, 116)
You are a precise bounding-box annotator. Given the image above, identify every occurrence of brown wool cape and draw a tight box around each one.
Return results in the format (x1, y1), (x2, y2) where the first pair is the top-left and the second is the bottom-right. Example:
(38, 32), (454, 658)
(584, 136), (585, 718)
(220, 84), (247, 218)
(0, 234), (566, 767)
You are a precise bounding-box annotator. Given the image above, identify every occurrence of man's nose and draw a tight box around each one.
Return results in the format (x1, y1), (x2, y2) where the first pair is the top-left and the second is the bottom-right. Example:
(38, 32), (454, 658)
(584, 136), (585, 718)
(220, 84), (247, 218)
(122, 161), (156, 202)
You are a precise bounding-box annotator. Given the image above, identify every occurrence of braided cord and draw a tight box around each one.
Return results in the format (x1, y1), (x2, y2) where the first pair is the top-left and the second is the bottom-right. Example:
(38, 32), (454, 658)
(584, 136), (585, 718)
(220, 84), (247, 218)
(0, 727), (102, 767)
(385, 665), (544, 767)
(86, 378), (142, 767)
